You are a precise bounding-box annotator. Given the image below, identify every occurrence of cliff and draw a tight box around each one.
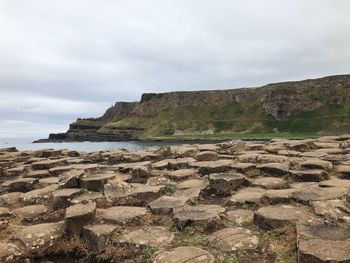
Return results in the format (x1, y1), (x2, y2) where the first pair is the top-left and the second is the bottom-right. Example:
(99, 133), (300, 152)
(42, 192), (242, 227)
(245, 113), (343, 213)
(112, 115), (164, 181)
(40, 74), (350, 142)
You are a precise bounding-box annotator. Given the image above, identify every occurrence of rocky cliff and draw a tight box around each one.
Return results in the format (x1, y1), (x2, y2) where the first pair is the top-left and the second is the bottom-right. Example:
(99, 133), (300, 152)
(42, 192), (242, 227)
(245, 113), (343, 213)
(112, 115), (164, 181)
(40, 74), (350, 142)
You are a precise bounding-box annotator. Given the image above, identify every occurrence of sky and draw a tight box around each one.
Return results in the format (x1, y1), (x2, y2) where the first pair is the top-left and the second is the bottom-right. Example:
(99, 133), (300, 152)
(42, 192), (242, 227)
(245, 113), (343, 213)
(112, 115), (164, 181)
(0, 0), (349, 138)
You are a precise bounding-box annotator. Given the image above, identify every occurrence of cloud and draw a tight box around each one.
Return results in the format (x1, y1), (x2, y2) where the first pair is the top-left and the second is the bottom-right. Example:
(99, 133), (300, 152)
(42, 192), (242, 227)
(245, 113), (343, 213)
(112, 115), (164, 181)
(0, 0), (349, 137)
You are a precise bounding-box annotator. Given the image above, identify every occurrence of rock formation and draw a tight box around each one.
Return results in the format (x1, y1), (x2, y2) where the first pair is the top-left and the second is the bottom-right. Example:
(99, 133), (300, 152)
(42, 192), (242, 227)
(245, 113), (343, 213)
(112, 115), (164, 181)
(40, 74), (350, 142)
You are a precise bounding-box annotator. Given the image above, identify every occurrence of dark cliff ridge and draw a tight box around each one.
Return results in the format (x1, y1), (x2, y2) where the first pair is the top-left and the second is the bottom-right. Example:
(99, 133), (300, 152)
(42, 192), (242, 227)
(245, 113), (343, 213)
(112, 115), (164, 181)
(36, 74), (350, 142)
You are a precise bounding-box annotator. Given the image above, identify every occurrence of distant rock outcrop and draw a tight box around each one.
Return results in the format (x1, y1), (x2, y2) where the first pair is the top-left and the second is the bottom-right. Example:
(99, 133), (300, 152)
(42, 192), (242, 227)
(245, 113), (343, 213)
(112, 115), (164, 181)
(38, 74), (350, 142)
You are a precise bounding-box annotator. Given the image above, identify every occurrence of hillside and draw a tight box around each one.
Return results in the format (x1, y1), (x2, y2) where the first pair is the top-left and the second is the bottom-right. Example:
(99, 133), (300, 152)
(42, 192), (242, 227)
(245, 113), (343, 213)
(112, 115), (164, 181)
(42, 74), (350, 142)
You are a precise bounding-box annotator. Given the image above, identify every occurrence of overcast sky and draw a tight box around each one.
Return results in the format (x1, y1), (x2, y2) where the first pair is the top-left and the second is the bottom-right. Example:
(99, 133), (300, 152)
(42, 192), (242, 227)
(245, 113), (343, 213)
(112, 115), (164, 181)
(0, 0), (349, 138)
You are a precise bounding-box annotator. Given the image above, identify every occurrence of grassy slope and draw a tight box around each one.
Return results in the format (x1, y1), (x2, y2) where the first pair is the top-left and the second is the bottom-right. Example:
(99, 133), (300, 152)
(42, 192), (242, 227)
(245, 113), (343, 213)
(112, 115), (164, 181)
(98, 101), (350, 139)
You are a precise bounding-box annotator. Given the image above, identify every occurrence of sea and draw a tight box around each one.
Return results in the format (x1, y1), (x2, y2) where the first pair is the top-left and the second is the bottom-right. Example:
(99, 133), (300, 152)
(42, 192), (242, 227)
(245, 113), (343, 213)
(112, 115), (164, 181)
(0, 137), (186, 152)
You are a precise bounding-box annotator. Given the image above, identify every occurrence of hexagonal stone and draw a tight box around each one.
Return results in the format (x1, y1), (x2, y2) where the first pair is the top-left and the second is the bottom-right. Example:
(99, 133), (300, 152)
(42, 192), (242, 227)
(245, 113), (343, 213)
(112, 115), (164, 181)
(100, 206), (147, 225)
(254, 205), (318, 229)
(221, 209), (254, 226)
(336, 165), (350, 179)
(0, 242), (22, 262)
(312, 200), (350, 222)
(71, 191), (105, 206)
(227, 188), (267, 206)
(173, 204), (225, 228)
(319, 179), (350, 189)
(195, 151), (218, 161)
(167, 169), (198, 181)
(25, 170), (51, 179)
(14, 205), (48, 222)
(58, 169), (84, 188)
(52, 188), (83, 209)
(190, 160), (233, 175)
(65, 202), (96, 235)
(300, 159), (333, 170)
(291, 170), (328, 182)
(31, 159), (68, 170)
(0, 192), (21, 207)
(297, 224), (350, 263)
(0, 207), (11, 218)
(115, 226), (174, 247)
(261, 189), (296, 205)
(19, 184), (58, 206)
(14, 221), (66, 256)
(2, 178), (38, 192)
(149, 196), (187, 214)
(81, 171), (116, 191)
(104, 182), (164, 206)
(83, 224), (117, 253)
(208, 173), (247, 195)
(168, 157), (196, 170)
(251, 177), (287, 189)
(257, 163), (289, 176)
(292, 186), (349, 205)
(154, 246), (215, 263)
(208, 227), (259, 252)
(39, 177), (59, 187)
(176, 179), (208, 190)
(5, 165), (29, 177)
(49, 166), (73, 176)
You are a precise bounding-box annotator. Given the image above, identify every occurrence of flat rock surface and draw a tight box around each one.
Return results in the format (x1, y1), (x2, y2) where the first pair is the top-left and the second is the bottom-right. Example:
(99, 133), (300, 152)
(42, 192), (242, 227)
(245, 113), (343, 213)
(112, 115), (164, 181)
(115, 226), (174, 247)
(254, 205), (318, 229)
(251, 177), (287, 189)
(297, 224), (350, 262)
(154, 246), (215, 263)
(208, 227), (259, 252)
(100, 206), (147, 224)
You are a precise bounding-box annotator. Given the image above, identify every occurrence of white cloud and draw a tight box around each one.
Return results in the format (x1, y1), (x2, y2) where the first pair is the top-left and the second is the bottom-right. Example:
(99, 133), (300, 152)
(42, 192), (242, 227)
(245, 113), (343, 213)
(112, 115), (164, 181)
(0, 0), (349, 137)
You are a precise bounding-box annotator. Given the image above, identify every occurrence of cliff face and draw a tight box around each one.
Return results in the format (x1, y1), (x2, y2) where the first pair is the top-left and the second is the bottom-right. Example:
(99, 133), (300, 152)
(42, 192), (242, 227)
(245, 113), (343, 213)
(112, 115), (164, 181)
(43, 74), (350, 142)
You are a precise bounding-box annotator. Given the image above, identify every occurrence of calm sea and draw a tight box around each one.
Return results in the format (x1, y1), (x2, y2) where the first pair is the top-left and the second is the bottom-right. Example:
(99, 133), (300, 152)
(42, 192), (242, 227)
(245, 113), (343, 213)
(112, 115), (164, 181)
(0, 137), (186, 152)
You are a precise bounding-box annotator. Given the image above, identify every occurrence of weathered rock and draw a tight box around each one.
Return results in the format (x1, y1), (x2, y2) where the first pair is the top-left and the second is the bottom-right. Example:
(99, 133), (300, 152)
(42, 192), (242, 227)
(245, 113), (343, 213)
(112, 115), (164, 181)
(154, 246), (215, 263)
(173, 204), (225, 228)
(0, 192), (21, 207)
(291, 170), (328, 182)
(167, 169), (198, 181)
(115, 226), (174, 247)
(257, 163), (290, 176)
(251, 177), (287, 189)
(312, 200), (350, 222)
(83, 224), (117, 253)
(254, 205), (318, 229)
(52, 188), (83, 209)
(292, 186), (349, 205)
(39, 177), (59, 187)
(100, 206), (147, 225)
(14, 205), (48, 222)
(14, 221), (66, 256)
(297, 224), (350, 263)
(5, 165), (29, 177)
(168, 157), (196, 170)
(25, 170), (51, 179)
(2, 178), (38, 192)
(71, 191), (105, 207)
(261, 189), (296, 204)
(20, 185), (58, 206)
(58, 169), (84, 188)
(194, 151), (218, 162)
(190, 160), (233, 175)
(208, 173), (247, 195)
(227, 188), (267, 206)
(0, 242), (23, 262)
(0, 207), (11, 218)
(81, 171), (116, 191)
(319, 179), (350, 189)
(336, 165), (350, 179)
(65, 202), (96, 235)
(221, 209), (254, 226)
(31, 159), (68, 170)
(49, 166), (73, 176)
(148, 195), (187, 214)
(104, 182), (164, 206)
(300, 159), (333, 170)
(208, 227), (259, 252)
(176, 179), (208, 190)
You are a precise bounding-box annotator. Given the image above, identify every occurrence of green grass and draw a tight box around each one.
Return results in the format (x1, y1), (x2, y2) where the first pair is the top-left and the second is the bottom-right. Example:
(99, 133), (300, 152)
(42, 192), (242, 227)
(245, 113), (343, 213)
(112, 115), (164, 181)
(98, 101), (350, 140)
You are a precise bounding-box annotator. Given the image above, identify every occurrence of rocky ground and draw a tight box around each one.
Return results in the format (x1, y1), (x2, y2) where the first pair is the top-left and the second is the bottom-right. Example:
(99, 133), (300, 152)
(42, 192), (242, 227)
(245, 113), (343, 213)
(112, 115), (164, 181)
(0, 136), (350, 262)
